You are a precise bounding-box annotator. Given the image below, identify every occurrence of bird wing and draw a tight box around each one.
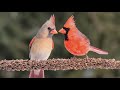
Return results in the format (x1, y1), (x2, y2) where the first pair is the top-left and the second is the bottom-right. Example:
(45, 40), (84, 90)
(69, 25), (90, 45)
(77, 29), (90, 45)
(29, 36), (36, 49)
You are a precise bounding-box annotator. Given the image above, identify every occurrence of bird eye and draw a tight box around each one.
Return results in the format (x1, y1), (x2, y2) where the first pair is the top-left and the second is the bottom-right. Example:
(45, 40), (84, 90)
(48, 27), (51, 30)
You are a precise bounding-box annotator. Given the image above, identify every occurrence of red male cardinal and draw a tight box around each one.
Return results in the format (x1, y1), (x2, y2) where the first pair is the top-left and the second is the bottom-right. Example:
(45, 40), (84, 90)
(59, 15), (108, 57)
(29, 15), (58, 78)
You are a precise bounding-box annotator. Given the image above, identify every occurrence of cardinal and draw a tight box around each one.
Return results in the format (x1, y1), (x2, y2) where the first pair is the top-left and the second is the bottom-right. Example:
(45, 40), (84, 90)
(59, 15), (108, 57)
(29, 15), (58, 78)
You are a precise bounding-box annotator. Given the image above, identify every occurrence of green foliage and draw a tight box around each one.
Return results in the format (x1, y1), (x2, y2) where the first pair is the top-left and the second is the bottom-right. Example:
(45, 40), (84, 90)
(0, 12), (120, 78)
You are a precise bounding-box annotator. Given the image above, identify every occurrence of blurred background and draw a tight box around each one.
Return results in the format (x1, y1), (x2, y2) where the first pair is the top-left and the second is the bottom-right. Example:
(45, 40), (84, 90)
(0, 12), (119, 78)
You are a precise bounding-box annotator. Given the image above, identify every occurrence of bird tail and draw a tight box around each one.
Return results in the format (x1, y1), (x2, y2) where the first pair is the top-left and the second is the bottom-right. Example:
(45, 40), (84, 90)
(90, 46), (108, 55)
(29, 69), (44, 78)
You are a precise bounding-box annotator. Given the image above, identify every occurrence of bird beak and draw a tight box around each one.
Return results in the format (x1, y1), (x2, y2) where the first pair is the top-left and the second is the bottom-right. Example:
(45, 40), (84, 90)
(50, 29), (58, 34)
(59, 28), (66, 34)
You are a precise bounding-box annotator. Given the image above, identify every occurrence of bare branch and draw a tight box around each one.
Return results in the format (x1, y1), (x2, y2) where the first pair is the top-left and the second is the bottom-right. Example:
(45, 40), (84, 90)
(0, 58), (119, 71)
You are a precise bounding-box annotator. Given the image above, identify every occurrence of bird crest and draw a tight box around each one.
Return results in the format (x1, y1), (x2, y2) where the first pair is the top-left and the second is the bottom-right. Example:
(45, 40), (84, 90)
(64, 15), (76, 28)
(49, 14), (55, 24)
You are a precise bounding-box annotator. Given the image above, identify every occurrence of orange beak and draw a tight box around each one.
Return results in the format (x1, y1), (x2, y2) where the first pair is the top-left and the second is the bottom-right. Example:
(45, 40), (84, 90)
(50, 29), (58, 34)
(59, 28), (66, 34)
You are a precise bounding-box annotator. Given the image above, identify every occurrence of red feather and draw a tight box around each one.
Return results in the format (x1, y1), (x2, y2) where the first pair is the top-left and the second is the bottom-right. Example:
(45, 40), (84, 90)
(29, 36), (36, 49)
(64, 30), (90, 56)
(90, 46), (108, 54)
(59, 15), (108, 56)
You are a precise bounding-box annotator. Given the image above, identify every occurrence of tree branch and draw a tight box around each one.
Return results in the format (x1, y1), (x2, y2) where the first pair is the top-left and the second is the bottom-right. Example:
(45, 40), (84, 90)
(0, 58), (119, 71)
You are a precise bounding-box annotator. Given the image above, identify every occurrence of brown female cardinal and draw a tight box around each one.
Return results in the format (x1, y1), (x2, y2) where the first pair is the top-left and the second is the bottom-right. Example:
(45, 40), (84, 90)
(59, 15), (108, 57)
(29, 15), (58, 78)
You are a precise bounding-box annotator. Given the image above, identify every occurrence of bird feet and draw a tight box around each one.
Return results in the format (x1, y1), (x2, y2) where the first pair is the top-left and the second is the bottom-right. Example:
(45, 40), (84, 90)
(85, 55), (89, 60)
